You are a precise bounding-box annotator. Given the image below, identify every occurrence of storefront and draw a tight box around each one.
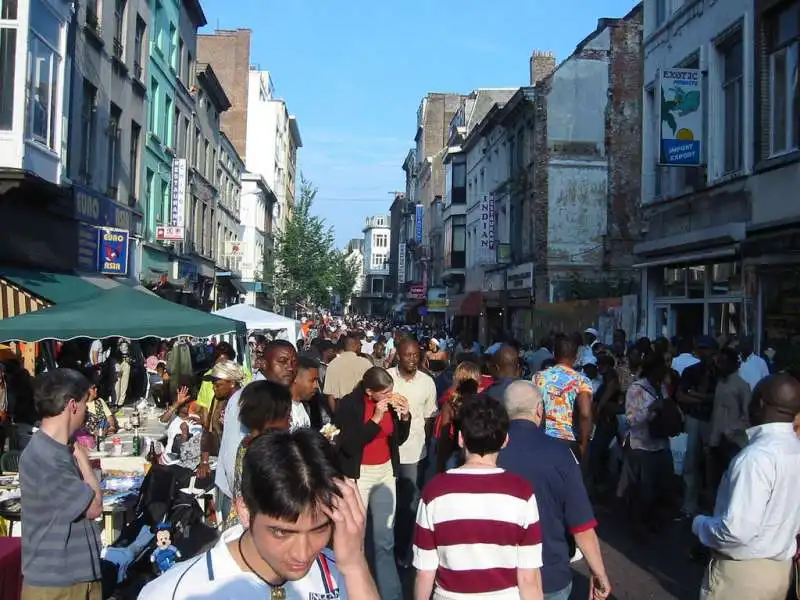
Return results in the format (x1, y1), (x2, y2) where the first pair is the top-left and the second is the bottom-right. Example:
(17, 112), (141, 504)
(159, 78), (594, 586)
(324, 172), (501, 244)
(482, 269), (506, 345)
(744, 226), (800, 371)
(425, 287), (448, 324)
(505, 263), (534, 343)
(640, 251), (754, 342)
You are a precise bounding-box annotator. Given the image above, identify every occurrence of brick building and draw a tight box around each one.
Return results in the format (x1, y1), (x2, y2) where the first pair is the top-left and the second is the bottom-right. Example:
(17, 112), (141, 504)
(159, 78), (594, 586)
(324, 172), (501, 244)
(450, 5), (643, 344)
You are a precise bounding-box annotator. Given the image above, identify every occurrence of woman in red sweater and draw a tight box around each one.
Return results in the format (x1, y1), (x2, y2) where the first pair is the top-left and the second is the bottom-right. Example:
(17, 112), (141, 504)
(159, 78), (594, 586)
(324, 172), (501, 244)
(335, 367), (411, 600)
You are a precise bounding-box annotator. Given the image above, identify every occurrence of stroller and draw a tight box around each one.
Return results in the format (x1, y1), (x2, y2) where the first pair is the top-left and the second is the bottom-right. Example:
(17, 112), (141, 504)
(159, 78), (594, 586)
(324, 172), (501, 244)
(102, 465), (219, 599)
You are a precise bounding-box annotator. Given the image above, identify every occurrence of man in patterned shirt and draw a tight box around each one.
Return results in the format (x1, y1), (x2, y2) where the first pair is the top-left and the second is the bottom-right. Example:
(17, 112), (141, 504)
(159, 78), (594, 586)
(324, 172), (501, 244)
(533, 335), (594, 461)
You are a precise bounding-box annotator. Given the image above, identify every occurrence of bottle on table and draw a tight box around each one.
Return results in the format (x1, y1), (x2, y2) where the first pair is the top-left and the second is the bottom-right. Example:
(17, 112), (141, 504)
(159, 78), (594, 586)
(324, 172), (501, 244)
(130, 408), (141, 429)
(146, 441), (158, 465)
(132, 428), (141, 456)
(95, 419), (106, 452)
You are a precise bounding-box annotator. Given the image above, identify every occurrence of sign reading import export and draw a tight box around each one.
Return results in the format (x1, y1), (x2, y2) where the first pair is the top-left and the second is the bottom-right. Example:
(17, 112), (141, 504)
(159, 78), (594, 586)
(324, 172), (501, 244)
(659, 68), (702, 166)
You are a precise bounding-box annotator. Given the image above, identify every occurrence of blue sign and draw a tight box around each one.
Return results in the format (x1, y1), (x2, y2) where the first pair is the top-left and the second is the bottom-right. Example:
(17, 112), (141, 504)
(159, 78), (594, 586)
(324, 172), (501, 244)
(178, 260), (198, 281)
(78, 223), (99, 272)
(73, 185), (139, 233)
(414, 204), (424, 243)
(97, 228), (130, 275)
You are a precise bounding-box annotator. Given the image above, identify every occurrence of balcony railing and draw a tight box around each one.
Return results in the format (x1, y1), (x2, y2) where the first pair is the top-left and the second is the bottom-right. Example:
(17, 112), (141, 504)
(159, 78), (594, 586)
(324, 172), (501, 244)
(133, 61), (143, 81)
(112, 38), (124, 59)
(85, 7), (100, 33)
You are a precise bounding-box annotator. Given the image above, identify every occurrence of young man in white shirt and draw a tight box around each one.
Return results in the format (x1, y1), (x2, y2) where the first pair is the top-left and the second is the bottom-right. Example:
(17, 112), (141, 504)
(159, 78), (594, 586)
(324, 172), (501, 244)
(139, 429), (379, 600)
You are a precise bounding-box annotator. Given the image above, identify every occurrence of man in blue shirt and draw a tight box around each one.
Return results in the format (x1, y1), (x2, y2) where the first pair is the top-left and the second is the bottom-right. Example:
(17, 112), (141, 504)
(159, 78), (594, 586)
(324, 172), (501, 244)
(498, 380), (611, 600)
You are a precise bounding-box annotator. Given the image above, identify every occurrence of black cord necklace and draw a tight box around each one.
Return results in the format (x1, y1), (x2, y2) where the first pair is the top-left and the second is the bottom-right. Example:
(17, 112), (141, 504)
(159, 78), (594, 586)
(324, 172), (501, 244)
(237, 534), (288, 599)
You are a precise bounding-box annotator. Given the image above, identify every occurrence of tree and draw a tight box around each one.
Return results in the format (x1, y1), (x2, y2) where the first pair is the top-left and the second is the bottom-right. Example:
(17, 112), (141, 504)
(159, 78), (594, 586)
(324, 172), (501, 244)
(329, 248), (361, 309)
(273, 175), (336, 313)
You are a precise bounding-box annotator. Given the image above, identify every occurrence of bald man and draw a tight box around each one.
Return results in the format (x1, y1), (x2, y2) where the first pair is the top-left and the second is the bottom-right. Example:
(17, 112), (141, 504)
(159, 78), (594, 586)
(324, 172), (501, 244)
(693, 374), (800, 600)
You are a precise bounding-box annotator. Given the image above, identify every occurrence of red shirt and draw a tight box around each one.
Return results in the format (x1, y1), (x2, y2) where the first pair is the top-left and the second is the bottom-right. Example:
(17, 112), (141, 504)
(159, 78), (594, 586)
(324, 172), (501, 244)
(361, 398), (394, 466)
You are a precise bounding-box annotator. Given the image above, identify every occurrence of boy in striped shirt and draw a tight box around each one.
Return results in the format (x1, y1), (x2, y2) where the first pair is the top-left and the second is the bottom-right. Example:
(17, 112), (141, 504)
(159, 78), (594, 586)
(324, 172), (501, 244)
(413, 393), (544, 599)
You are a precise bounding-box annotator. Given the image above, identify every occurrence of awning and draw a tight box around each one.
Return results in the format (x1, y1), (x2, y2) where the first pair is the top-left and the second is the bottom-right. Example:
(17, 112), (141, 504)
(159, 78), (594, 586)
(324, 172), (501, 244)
(457, 291), (484, 317)
(0, 285), (247, 342)
(1, 268), (105, 305)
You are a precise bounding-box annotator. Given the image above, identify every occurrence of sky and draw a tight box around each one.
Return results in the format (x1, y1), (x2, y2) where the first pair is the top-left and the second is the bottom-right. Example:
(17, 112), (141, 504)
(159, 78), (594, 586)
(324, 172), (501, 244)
(199, 0), (640, 247)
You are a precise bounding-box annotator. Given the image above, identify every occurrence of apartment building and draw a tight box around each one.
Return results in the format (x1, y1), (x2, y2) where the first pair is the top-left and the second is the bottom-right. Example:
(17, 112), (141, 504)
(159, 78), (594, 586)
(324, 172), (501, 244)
(140, 0), (206, 292)
(239, 172), (276, 308)
(636, 0), (800, 368)
(354, 215), (391, 315)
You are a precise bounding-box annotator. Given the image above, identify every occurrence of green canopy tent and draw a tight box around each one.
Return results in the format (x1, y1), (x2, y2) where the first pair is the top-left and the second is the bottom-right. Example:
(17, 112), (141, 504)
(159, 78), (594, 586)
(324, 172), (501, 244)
(0, 285), (246, 342)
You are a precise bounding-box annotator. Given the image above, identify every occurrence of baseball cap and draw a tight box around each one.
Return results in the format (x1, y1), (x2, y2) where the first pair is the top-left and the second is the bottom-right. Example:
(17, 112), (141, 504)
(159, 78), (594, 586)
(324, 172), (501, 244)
(584, 327), (600, 338)
(204, 360), (244, 382)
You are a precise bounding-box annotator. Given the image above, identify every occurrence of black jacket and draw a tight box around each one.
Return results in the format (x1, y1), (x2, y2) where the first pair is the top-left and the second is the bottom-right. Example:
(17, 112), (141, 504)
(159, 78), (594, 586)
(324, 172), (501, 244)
(334, 388), (411, 479)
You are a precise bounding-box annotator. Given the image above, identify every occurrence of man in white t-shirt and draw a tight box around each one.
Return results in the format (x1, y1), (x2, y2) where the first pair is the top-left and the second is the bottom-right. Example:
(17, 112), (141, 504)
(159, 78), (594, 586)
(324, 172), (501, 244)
(289, 356), (320, 430)
(139, 429), (379, 600)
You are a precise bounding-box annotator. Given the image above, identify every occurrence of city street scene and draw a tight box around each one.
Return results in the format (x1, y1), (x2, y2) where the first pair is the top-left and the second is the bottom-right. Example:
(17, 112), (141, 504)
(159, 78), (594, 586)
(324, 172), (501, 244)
(0, 0), (799, 598)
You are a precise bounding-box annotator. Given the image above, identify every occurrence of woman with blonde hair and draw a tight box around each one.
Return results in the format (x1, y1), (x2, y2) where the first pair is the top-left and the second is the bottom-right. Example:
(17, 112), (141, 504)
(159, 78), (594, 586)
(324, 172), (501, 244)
(435, 361), (482, 472)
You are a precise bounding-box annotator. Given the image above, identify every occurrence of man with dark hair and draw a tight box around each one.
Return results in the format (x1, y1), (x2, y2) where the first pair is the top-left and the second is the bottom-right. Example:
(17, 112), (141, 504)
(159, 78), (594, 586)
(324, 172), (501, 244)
(262, 340), (299, 388)
(533, 335), (593, 460)
(485, 344), (523, 403)
(140, 429), (379, 599)
(693, 374), (800, 600)
(21, 369), (104, 599)
(323, 334), (372, 408)
(413, 394), (544, 599)
(289, 356), (319, 430)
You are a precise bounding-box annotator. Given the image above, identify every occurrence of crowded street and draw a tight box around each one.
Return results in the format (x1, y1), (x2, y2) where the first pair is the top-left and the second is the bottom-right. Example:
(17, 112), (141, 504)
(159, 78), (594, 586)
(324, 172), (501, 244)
(2, 0), (800, 598)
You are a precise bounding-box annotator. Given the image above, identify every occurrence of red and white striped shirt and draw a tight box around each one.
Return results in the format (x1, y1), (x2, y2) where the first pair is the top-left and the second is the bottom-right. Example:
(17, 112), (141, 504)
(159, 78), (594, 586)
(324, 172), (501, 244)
(413, 467), (543, 599)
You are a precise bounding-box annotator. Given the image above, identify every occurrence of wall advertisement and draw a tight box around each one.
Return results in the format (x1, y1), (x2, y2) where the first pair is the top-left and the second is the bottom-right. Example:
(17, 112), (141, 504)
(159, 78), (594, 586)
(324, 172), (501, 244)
(659, 68), (702, 166)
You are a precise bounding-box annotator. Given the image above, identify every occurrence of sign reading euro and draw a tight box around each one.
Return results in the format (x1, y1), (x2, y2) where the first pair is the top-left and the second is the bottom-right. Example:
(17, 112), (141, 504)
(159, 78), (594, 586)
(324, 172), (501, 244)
(97, 228), (130, 276)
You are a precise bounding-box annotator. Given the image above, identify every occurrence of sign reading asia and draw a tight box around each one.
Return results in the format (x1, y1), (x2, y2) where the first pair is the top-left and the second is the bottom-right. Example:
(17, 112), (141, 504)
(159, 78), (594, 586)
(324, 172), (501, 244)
(73, 185), (139, 273)
(97, 228), (130, 275)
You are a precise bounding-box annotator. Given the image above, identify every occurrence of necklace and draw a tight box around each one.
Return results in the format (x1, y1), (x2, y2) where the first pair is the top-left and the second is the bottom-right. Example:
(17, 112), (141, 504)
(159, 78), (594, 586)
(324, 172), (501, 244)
(237, 534), (288, 599)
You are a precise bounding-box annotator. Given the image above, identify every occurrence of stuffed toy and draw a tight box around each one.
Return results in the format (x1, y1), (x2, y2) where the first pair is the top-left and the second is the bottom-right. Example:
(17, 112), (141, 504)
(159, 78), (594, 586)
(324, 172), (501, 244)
(151, 522), (181, 573)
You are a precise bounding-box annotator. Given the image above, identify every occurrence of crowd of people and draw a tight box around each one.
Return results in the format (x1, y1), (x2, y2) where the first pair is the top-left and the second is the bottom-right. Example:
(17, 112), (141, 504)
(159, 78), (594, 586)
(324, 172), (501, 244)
(11, 315), (800, 600)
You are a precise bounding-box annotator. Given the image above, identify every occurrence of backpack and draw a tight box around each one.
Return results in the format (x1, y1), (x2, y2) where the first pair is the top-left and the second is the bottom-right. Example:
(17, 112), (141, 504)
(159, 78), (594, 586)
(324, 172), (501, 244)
(647, 382), (683, 439)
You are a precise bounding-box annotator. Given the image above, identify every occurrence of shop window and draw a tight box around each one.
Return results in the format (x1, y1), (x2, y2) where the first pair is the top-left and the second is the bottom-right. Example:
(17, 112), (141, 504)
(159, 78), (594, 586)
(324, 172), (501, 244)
(710, 261), (741, 295)
(708, 302), (743, 338)
(687, 265), (706, 299)
(662, 267), (687, 296)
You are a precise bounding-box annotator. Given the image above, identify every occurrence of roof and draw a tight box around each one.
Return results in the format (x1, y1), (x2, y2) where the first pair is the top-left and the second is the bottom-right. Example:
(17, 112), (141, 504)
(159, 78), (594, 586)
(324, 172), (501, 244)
(195, 63), (231, 112)
(181, 0), (207, 27)
(461, 103), (505, 154)
(288, 116), (302, 148)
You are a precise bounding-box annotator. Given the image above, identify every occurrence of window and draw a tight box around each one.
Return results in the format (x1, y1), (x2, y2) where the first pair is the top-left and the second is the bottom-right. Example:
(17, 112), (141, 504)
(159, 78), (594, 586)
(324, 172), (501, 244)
(129, 120), (141, 199)
(27, 0), (61, 149)
(148, 77), (158, 134)
(145, 167), (154, 215)
(177, 37), (183, 84)
(452, 160), (466, 204)
(769, 2), (800, 155)
(85, 0), (100, 30)
(183, 116), (190, 158)
(173, 105), (179, 151)
(194, 127), (200, 168)
(204, 139), (210, 178)
(154, 0), (162, 52)
(452, 215), (466, 251)
(106, 103), (122, 197)
(133, 15), (145, 80)
(721, 31), (744, 173)
(371, 278), (384, 294)
(113, 0), (125, 58)
(654, 0), (667, 28)
(80, 79), (97, 182)
(374, 233), (388, 248)
(371, 254), (386, 269)
(164, 95), (173, 146)
(168, 23), (176, 70)
(0, 0), (18, 130)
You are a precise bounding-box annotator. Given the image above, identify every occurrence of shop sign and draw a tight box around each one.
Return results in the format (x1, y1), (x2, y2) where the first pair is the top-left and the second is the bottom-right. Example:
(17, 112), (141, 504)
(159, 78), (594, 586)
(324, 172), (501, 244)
(659, 68), (702, 166)
(409, 284), (425, 299)
(397, 242), (407, 285)
(506, 262), (534, 295)
(478, 194), (497, 265)
(97, 228), (129, 275)
(177, 259), (198, 282)
(414, 204), (424, 243)
(156, 226), (185, 241)
(482, 269), (505, 292)
(170, 158), (188, 234)
(73, 184), (138, 232)
(427, 287), (449, 312)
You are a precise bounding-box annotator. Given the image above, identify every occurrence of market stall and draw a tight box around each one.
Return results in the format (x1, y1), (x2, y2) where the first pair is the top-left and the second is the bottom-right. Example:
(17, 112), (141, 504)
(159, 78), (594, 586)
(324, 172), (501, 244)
(212, 303), (301, 346)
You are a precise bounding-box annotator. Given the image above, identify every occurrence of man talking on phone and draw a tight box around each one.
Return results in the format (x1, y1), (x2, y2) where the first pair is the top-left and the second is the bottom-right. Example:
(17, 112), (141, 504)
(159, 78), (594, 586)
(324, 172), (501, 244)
(139, 429), (379, 599)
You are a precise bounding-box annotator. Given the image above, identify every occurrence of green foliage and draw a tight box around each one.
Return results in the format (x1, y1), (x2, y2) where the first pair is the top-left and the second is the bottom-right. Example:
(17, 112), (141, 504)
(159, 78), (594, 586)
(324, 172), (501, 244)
(273, 175), (360, 313)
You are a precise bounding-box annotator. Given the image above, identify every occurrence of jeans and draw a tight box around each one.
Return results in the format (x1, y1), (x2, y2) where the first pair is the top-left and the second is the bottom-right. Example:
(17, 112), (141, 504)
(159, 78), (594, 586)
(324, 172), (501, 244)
(682, 416), (712, 514)
(357, 462), (402, 600)
(394, 462), (420, 564)
(545, 581), (573, 600)
(216, 487), (232, 526)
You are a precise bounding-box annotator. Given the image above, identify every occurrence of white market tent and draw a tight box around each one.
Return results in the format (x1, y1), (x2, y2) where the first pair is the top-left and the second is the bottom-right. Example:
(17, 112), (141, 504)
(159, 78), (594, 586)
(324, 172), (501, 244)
(212, 303), (301, 347)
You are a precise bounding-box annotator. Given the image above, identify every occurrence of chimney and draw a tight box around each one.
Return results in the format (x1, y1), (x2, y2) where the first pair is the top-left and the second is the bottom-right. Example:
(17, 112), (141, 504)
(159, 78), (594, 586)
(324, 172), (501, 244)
(530, 50), (556, 86)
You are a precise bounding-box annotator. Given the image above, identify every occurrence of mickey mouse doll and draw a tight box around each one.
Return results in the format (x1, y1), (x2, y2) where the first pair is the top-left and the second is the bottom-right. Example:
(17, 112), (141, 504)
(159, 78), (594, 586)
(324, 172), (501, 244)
(151, 522), (181, 574)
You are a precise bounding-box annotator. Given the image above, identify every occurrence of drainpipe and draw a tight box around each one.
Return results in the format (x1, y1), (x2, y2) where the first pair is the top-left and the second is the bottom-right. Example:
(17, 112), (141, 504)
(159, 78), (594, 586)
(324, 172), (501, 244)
(64, 0), (79, 181)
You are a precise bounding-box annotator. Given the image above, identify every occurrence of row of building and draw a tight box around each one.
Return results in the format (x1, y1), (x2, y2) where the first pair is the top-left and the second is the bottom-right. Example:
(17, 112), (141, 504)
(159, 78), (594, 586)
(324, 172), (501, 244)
(386, 0), (799, 364)
(0, 0), (299, 313)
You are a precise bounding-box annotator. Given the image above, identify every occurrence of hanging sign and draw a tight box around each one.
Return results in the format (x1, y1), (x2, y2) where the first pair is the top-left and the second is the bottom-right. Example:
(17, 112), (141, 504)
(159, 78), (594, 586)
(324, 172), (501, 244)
(97, 227), (129, 275)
